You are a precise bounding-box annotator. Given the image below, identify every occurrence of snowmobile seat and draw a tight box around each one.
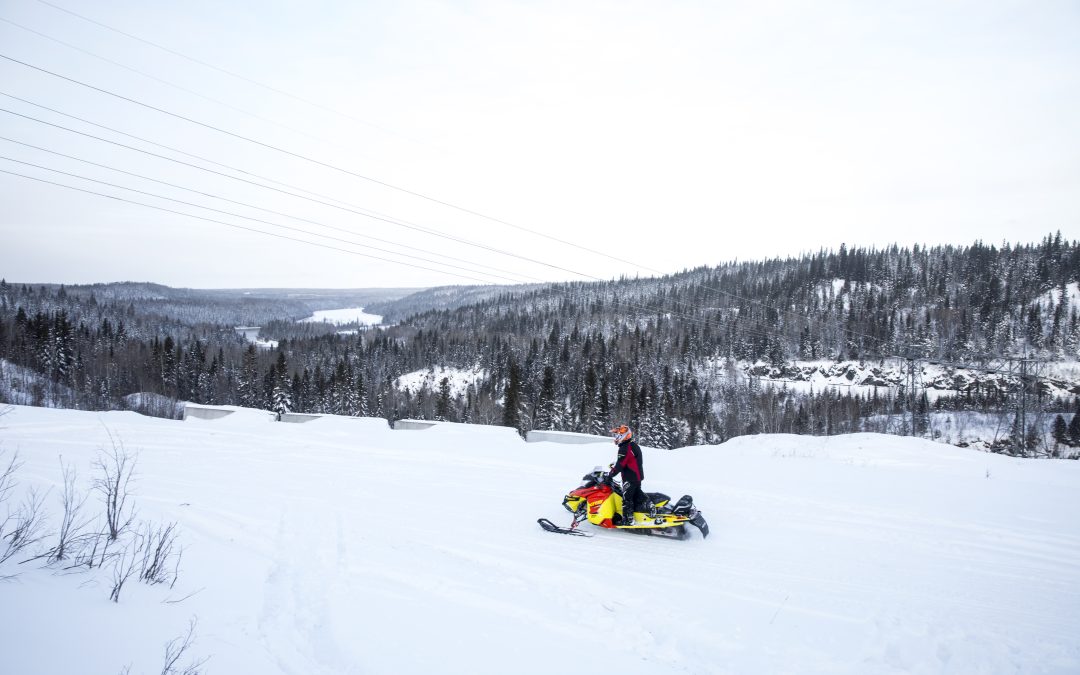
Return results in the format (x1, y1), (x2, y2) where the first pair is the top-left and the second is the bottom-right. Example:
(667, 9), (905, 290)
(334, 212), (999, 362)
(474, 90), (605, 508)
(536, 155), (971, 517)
(646, 492), (671, 508)
(671, 495), (695, 516)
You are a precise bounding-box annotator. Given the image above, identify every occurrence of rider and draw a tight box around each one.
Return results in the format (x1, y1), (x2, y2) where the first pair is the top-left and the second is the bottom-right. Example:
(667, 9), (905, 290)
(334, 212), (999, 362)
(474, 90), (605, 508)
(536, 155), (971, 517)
(607, 424), (647, 525)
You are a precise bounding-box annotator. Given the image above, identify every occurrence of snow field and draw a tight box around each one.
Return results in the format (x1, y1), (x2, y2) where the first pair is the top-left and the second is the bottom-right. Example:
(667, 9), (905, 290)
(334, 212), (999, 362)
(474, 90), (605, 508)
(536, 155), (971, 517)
(1, 406), (1079, 674)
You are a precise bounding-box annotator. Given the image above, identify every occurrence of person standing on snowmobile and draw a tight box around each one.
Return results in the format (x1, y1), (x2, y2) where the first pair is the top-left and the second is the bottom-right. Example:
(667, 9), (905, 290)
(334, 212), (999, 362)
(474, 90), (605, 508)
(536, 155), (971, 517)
(607, 424), (646, 525)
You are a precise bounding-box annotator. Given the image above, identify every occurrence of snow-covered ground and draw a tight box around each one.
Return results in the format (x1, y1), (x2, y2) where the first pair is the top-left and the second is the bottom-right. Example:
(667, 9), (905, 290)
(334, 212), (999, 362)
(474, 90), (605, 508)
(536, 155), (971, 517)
(729, 359), (1080, 403)
(299, 307), (382, 326)
(1, 405), (1079, 674)
(235, 326), (279, 350)
(394, 365), (488, 397)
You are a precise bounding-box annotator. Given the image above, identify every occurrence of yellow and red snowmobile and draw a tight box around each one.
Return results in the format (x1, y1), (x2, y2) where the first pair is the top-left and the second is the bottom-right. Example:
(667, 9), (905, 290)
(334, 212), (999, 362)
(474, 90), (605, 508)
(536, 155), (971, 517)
(538, 468), (709, 539)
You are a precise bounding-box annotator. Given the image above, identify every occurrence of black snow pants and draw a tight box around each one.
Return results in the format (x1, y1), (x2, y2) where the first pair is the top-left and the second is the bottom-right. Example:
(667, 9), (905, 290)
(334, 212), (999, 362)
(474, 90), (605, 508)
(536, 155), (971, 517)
(622, 480), (642, 523)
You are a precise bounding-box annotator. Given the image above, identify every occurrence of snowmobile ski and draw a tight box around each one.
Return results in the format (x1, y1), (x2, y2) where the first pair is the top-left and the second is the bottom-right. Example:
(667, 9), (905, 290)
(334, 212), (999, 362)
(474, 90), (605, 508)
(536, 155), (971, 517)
(537, 518), (592, 537)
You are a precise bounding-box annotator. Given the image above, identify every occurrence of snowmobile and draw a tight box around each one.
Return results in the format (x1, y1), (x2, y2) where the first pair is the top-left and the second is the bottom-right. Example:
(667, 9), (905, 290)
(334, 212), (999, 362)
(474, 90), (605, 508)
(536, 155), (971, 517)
(538, 468), (709, 539)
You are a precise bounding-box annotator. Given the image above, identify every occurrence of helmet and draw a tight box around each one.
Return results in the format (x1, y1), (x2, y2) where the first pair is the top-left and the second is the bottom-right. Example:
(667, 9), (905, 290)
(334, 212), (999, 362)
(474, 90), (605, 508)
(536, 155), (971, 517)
(610, 424), (632, 444)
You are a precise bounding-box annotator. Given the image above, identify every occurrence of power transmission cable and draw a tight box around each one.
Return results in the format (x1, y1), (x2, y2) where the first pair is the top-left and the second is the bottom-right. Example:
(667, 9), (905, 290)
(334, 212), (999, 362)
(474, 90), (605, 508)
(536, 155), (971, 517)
(0, 16), (360, 155)
(32, 0), (422, 145)
(0, 90), (358, 210)
(0, 135), (544, 284)
(0, 104), (595, 281)
(0, 154), (530, 285)
(0, 51), (656, 273)
(0, 166), (499, 285)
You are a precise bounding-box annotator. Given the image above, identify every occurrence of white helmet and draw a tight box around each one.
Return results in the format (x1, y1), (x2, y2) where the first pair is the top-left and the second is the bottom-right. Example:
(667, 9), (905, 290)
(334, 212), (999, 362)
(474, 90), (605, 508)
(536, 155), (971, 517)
(610, 424), (632, 444)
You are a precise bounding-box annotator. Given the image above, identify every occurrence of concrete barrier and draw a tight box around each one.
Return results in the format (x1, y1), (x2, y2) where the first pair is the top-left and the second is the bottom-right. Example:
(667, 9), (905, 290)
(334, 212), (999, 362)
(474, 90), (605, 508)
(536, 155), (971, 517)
(392, 419), (437, 430)
(183, 405), (235, 421)
(280, 413), (322, 424)
(526, 430), (609, 445)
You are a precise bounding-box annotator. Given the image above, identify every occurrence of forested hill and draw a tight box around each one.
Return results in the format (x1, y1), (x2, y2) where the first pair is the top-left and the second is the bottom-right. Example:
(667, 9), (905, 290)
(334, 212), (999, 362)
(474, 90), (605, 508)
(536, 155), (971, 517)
(1, 233), (1078, 455)
(395, 234), (1080, 365)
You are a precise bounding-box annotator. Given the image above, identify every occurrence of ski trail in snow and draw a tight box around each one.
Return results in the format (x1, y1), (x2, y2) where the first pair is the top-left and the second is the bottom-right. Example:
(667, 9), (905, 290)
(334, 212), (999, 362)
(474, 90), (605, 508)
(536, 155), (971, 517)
(259, 504), (360, 675)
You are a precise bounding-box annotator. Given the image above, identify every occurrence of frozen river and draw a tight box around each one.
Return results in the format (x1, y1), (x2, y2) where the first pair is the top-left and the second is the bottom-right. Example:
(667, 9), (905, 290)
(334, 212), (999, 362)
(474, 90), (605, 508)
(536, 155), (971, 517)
(299, 306), (382, 326)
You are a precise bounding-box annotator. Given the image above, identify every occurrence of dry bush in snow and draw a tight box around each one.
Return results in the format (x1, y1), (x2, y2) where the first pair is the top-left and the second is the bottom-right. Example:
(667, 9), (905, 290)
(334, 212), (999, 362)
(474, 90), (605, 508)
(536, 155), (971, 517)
(44, 457), (92, 564)
(0, 451), (47, 567)
(159, 617), (208, 675)
(93, 438), (138, 543)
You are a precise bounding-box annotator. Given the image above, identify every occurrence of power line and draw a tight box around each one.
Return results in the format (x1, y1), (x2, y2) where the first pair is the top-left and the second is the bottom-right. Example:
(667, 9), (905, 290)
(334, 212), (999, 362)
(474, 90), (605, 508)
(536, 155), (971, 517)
(0, 166), (499, 285)
(0, 154), (528, 285)
(0, 134), (543, 284)
(32, 0), (418, 145)
(0, 16), (359, 155)
(0, 104), (596, 281)
(0, 50), (657, 274)
(0, 90), (358, 209)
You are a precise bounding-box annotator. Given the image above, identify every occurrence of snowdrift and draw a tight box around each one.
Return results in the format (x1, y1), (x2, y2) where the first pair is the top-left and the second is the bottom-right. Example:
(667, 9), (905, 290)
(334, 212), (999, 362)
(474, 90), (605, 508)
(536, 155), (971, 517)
(1, 405), (1079, 674)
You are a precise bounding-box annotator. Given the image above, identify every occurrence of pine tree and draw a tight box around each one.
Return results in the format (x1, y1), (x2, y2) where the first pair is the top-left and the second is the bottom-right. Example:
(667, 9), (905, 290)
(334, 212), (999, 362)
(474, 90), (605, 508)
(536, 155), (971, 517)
(1068, 402), (1080, 447)
(535, 366), (558, 430)
(1052, 414), (1068, 449)
(238, 344), (260, 408)
(272, 385), (292, 419)
(435, 376), (452, 421)
(502, 360), (523, 434)
(355, 371), (369, 417)
(271, 352), (291, 419)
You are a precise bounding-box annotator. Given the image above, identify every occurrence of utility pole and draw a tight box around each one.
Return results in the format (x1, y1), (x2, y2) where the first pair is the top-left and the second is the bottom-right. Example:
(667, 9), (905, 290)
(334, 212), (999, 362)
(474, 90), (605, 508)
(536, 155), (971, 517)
(900, 353), (922, 437)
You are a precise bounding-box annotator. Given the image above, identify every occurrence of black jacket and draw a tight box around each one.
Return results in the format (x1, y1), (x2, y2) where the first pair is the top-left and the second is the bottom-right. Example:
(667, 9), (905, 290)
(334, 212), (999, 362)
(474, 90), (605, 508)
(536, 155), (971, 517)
(610, 439), (644, 483)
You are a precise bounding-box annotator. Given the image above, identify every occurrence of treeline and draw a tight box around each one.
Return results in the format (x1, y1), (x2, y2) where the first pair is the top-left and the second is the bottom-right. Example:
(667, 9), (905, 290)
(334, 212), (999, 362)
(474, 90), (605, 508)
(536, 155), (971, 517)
(1, 234), (1078, 456)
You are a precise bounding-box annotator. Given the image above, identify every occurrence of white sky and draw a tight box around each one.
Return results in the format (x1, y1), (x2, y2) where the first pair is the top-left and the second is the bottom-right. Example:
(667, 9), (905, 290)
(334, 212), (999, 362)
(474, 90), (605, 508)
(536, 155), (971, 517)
(0, 0), (1077, 289)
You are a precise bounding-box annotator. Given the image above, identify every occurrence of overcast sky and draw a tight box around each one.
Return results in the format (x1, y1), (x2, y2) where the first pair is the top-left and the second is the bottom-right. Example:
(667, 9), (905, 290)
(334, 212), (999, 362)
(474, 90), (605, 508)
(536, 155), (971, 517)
(1, 0), (1077, 289)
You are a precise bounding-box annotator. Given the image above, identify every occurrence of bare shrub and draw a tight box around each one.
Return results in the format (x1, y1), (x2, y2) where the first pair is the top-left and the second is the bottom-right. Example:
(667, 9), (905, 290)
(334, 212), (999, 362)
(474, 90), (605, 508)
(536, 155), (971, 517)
(160, 617), (208, 675)
(0, 449), (18, 506)
(139, 520), (182, 587)
(109, 540), (140, 603)
(46, 457), (91, 564)
(1, 451), (47, 567)
(93, 437), (138, 542)
(1, 486), (47, 564)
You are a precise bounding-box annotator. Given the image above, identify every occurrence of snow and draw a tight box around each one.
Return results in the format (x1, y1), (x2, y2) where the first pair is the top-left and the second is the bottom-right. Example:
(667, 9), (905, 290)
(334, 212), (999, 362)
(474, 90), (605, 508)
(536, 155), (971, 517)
(394, 364), (488, 397)
(1, 405), (1079, 674)
(732, 359), (1080, 404)
(0, 359), (44, 405)
(235, 327), (278, 350)
(1038, 282), (1080, 314)
(299, 307), (382, 326)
